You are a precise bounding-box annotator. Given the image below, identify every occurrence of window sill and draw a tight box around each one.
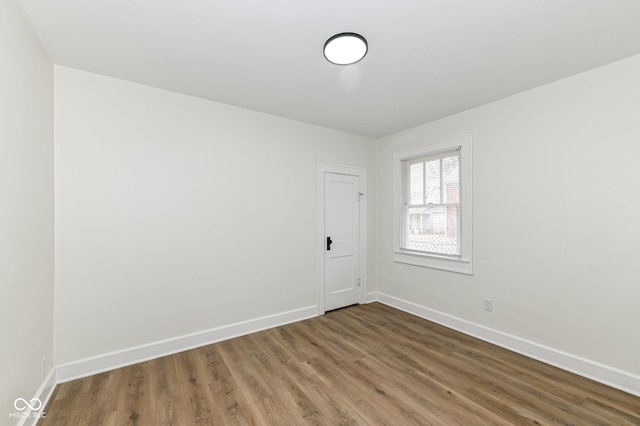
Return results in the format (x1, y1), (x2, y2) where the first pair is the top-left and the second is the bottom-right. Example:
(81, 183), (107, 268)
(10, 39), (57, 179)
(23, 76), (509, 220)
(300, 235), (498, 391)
(393, 250), (473, 275)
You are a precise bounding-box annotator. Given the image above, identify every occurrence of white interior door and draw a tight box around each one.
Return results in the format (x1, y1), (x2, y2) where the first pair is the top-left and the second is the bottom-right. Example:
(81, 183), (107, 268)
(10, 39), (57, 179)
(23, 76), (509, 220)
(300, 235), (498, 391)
(324, 172), (361, 311)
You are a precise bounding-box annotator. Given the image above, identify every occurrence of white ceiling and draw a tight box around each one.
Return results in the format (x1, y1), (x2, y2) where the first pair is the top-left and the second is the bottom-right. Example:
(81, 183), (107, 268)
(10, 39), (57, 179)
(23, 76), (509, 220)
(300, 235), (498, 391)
(18, 0), (640, 138)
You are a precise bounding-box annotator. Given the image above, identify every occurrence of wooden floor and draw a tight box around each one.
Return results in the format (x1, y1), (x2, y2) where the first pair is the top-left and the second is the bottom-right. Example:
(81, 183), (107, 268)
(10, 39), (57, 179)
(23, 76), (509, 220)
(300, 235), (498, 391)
(40, 303), (640, 425)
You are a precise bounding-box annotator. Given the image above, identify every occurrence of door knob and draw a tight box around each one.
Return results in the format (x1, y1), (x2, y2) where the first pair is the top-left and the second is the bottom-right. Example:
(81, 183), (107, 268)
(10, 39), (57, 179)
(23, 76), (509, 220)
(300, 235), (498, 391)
(326, 236), (333, 251)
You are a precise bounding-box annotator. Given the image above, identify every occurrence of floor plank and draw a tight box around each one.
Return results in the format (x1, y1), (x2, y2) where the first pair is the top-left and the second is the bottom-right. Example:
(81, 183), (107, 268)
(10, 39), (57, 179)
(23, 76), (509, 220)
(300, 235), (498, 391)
(39, 303), (640, 425)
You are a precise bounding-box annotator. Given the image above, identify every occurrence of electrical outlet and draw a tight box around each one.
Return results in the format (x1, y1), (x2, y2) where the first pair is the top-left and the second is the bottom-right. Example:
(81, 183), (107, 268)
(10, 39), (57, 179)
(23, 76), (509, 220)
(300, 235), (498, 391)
(41, 357), (47, 378)
(483, 298), (494, 312)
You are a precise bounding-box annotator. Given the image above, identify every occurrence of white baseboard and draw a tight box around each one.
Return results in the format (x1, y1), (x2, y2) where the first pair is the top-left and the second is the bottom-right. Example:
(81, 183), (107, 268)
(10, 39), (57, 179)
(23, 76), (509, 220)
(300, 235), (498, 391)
(56, 305), (318, 384)
(16, 368), (56, 426)
(375, 292), (640, 397)
(33, 294), (640, 417)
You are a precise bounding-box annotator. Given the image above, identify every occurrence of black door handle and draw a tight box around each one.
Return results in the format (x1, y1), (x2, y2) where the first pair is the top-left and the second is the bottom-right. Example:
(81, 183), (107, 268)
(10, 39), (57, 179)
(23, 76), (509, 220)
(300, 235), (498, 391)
(326, 236), (333, 251)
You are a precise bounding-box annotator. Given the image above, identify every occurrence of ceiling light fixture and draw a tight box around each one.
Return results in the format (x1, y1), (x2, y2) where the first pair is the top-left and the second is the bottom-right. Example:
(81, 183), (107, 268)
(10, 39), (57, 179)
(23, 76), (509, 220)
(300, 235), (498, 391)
(323, 33), (368, 65)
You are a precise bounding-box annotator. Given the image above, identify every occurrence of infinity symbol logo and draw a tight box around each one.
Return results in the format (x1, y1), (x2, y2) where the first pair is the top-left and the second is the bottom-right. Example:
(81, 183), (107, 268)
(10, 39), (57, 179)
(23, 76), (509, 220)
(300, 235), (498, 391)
(14, 398), (42, 411)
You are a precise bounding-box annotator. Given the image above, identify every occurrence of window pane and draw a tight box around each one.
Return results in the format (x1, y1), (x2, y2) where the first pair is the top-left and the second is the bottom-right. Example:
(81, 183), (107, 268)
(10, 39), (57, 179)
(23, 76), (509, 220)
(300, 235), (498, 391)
(424, 159), (441, 204)
(409, 162), (424, 205)
(445, 204), (460, 254)
(406, 205), (460, 255)
(442, 154), (460, 204)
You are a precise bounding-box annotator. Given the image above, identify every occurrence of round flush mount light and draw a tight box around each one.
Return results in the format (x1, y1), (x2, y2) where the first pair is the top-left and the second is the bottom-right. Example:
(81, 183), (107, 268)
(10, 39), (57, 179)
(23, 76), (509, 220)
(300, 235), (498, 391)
(323, 33), (368, 65)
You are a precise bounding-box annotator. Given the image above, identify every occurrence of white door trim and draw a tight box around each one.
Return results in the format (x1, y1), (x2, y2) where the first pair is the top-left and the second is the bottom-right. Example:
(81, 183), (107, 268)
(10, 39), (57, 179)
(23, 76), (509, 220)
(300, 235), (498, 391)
(317, 162), (367, 315)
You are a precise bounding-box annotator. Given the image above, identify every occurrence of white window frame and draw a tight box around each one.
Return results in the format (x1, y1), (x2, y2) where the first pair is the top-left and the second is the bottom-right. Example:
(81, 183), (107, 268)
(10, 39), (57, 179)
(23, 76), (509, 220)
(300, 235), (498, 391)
(393, 134), (473, 274)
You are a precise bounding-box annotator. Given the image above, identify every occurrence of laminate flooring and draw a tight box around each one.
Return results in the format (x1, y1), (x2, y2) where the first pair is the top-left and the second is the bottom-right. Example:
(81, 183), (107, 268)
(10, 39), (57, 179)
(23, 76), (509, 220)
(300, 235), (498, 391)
(40, 303), (640, 425)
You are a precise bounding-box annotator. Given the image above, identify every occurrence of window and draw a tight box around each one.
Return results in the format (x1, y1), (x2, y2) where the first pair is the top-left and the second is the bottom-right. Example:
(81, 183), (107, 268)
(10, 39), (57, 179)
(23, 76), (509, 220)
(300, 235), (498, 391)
(393, 135), (472, 274)
(404, 150), (461, 255)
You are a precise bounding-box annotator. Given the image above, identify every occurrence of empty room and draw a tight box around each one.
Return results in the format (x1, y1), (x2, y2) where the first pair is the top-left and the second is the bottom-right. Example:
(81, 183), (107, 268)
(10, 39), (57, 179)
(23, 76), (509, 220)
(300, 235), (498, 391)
(2, 0), (640, 424)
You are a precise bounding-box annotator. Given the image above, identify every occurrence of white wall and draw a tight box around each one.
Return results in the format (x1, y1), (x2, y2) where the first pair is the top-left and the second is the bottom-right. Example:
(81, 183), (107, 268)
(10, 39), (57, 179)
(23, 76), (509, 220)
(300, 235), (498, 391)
(54, 66), (376, 364)
(0, 0), (54, 417)
(376, 54), (640, 376)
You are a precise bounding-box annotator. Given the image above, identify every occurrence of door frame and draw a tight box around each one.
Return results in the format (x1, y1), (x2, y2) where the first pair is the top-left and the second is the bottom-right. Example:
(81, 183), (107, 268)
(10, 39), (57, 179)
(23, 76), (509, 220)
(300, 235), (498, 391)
(317, 162), (367, 315)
